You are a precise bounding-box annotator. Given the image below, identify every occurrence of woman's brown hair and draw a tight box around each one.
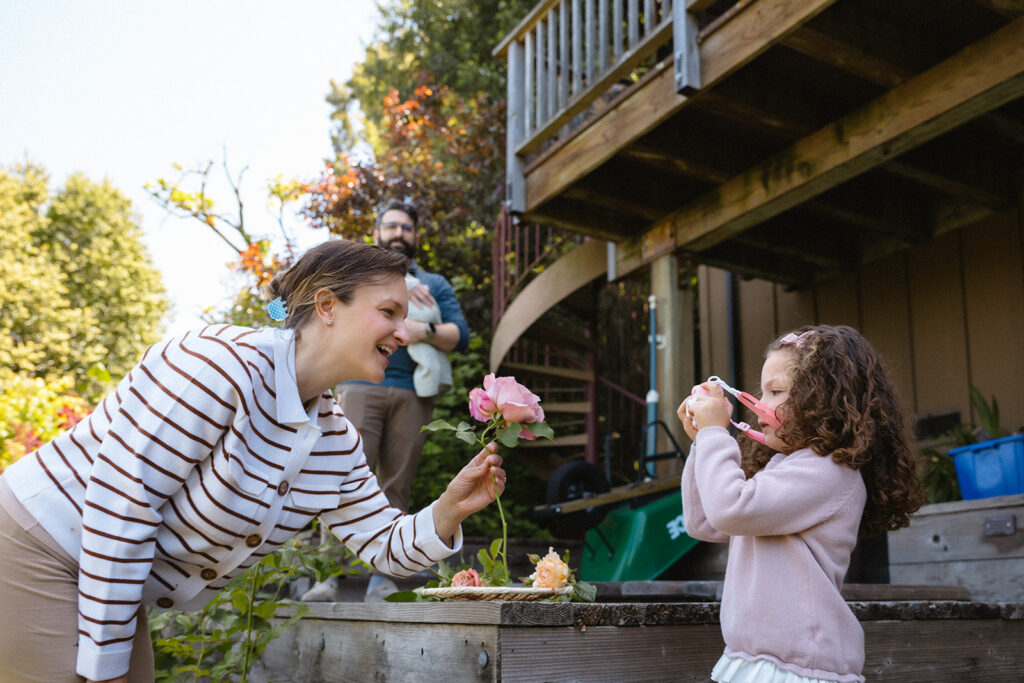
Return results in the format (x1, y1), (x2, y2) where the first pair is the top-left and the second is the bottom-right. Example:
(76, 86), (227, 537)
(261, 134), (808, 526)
(266, 239), (408, 335)
(741, 324), (923, 537)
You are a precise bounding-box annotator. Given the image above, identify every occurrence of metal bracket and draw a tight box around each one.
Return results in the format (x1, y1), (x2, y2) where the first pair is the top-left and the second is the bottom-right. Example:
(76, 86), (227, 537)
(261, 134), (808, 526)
(984, 514), (1016, 537)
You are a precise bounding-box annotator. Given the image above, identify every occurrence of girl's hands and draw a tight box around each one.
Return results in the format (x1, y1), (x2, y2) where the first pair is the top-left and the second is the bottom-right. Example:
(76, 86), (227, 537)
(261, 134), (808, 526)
(432, 443), (505, 544)
(677, 382), (732, 440)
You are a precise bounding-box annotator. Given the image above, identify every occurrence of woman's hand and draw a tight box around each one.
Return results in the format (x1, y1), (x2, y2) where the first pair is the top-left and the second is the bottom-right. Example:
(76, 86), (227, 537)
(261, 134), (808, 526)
(432, 443), (505, 544)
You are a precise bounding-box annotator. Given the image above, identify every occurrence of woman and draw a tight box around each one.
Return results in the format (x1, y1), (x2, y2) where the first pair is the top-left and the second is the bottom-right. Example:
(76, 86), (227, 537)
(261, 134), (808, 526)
(0, 240), (506, 683)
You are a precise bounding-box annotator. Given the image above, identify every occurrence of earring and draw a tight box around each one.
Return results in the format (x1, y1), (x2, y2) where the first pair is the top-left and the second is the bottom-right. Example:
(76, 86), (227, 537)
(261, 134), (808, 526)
(327, 319), (333, 326)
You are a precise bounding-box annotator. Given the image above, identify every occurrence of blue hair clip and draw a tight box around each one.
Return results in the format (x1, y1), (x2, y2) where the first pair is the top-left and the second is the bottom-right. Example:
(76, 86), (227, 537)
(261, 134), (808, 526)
(267, 296), (288, 321)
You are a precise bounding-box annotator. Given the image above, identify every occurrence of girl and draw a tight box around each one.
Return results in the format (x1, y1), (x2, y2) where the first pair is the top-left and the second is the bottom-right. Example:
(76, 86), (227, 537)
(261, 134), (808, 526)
(679, 325), (922, 683)
(0, 240), (506, 683)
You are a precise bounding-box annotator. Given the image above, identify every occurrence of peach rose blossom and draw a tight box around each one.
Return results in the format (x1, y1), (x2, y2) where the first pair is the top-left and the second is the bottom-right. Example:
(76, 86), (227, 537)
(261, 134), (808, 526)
(529, 547), (570, 589)
(451, 568), (482, 587)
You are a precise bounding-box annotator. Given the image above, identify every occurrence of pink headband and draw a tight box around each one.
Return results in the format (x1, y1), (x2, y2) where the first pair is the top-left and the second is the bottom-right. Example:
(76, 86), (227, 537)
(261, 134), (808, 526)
(779, 330), (814, 349)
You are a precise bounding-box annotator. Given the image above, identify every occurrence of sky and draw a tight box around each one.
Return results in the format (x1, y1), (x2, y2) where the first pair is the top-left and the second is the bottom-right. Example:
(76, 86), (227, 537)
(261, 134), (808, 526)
(1, 0), (379, 333)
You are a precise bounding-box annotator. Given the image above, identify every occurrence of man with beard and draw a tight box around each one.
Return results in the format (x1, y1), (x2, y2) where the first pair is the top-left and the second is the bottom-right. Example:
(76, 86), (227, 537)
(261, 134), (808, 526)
(304, 199), (470, 602)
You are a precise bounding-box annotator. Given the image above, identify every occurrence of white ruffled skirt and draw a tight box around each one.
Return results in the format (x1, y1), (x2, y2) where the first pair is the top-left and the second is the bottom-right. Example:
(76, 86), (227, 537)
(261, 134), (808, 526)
(711, 655), (843, 683)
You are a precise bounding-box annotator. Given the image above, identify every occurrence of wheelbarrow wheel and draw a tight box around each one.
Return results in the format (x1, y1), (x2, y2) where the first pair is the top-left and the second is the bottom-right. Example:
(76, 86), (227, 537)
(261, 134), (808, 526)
(546, 461), (611, 539)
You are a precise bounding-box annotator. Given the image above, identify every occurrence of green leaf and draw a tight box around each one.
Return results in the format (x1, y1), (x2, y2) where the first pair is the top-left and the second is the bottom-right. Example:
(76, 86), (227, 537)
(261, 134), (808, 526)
(230, 591), (249, 613)
(455, 430), (477, 445)
(421, 418), (458, 433)
(497, 423), (522, 447)
(253, 600), (278, 620)
(385, 589), (419, 602)
(572, 582), (597, 603)
(528, 421), (555, 441)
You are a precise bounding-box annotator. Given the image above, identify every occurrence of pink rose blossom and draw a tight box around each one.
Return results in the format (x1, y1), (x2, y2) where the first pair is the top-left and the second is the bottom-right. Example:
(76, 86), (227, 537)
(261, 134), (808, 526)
(468, 387), (496, 422)
(451, 568), (482, 587)
(481, 374), (545, 425)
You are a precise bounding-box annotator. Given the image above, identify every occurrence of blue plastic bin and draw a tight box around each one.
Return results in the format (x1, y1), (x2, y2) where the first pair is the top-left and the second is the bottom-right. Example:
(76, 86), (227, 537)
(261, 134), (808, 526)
(949, 434), (1024, 500)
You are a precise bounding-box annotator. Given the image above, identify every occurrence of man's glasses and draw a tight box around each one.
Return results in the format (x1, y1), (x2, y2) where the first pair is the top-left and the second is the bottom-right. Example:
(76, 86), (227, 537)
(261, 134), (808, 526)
(381, 221), (415, 233)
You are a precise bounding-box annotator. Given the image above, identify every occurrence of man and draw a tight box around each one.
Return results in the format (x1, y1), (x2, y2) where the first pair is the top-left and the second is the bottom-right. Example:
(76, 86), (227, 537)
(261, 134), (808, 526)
(303, 199), (470, 602)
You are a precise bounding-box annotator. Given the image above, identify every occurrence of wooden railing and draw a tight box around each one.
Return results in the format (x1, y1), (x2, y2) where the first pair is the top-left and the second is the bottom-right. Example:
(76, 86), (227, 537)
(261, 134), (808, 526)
(495, 0), (707, 211)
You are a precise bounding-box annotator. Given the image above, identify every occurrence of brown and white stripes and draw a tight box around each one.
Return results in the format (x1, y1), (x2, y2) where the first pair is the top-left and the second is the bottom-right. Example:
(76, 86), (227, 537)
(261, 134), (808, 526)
(2, 324), (459, 680)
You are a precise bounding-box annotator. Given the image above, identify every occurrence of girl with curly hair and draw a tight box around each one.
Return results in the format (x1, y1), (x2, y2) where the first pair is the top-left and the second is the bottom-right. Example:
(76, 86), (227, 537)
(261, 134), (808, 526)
(679, 324), (922, 683)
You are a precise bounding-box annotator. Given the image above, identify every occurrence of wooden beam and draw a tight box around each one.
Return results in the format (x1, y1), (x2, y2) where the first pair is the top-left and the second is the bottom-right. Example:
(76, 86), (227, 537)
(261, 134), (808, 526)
(563, 186), (663, 221)
(693, 90), (814, 138)
(659, 17), (1024, 253)
(781, 26), (912, 88)
(971, 0), (1024, 18)
(978, 110), (1024, 145)
(618, 145), (732, 183)
(884, 160), (1008, 208)
(523, 0), (840, 212)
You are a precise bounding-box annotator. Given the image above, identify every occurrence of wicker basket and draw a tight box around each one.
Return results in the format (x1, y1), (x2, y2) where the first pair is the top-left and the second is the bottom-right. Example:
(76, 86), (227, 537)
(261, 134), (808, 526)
(420, 586), (573, 601)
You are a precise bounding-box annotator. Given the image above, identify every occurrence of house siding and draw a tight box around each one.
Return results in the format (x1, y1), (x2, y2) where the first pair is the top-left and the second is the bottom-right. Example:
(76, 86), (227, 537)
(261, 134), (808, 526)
(697, 208), (1024, 434)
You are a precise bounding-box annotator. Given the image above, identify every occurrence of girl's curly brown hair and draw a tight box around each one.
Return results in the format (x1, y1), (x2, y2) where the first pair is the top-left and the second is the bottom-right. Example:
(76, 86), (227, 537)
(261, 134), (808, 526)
(740, 325), (923, 537)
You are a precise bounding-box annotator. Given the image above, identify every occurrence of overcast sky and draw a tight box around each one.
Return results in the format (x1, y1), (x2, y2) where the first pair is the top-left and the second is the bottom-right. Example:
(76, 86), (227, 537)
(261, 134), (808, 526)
(1, 0), (379, 333)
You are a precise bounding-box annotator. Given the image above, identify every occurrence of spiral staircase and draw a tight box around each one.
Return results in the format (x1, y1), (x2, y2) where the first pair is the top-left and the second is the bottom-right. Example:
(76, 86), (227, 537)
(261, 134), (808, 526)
(489, 208), (652, 536)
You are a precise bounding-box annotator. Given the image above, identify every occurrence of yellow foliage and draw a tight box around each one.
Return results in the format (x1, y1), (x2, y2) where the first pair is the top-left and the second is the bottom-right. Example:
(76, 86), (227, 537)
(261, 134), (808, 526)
(0, 370), (91, 472)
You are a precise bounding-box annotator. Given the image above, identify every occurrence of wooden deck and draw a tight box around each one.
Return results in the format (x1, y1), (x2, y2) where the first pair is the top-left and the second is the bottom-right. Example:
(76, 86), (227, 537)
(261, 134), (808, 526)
(253, 589), (1023, 681)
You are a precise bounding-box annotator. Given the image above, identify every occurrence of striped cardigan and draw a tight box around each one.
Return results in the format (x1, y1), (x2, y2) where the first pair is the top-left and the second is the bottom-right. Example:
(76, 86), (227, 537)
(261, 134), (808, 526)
(2, 325), (461, 680)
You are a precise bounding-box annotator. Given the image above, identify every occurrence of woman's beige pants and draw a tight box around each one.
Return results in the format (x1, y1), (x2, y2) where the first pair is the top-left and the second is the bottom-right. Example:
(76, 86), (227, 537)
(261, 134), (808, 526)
(0, 489), (153, 682)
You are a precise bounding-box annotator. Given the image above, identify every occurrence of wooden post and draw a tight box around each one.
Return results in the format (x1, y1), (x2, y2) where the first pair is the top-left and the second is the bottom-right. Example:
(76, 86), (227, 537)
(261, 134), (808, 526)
(547, 8), (558, 119)
(674, 0), (701, 93)
(628, 0), (639, 48)
(572, 0), (583, 94)
(524, 30), (534, 135)
(652, 253), (695, 461)
(536, 21), (547, 127)
(506, 40), (526, 213)
(559, 0), (569, 107)
(613, 0), (623, 58)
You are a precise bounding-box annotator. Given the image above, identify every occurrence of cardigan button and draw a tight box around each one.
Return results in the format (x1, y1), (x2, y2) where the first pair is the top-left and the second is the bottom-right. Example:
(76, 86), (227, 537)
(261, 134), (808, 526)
(156, 597), (173, 609)
(277, 481), (290, 496)
(245, 534), (262, 548)
(201, 568), (217, 581)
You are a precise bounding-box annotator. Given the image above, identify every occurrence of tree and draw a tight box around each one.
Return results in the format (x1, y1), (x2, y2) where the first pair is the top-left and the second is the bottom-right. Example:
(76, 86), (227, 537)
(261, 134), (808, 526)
(301, 79), (505, 332)
(0, 162), (169, 396)
(43, 173), (170, 385)
(328, 0), (534, 154)
(145, 158), (297, 328)
(0, 164), (78, 378)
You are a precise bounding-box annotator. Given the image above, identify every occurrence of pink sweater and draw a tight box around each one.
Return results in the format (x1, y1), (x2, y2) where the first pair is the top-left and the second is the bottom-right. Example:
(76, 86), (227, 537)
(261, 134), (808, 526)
(682, 427), (867, 682)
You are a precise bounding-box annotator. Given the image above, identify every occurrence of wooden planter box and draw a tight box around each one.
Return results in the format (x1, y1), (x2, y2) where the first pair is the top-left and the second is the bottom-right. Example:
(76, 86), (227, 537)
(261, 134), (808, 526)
(253, 594), (1023, 682)
(888, 493), (1024, 602)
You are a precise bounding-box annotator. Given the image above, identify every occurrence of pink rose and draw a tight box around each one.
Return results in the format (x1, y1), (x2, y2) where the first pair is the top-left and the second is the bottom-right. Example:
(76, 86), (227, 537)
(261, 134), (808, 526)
(482, 374), (544, 425)
(468, 387), (496, 422)
(451, 568), (481, 587)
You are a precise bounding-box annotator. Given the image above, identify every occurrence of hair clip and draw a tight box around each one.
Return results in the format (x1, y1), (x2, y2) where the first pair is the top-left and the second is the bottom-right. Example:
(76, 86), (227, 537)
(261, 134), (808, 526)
(779, 330), (814, 349)
(267, 296), (288, 321)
